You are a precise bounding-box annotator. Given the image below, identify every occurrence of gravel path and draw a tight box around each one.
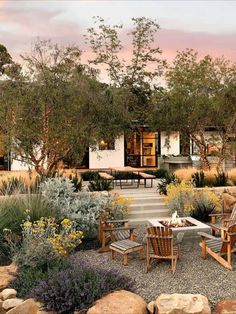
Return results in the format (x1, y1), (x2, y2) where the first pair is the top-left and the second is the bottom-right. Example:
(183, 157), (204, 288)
(78, 226), (236, 308)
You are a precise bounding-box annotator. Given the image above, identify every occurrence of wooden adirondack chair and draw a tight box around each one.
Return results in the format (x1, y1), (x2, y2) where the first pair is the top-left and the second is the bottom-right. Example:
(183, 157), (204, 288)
(198, 222), (236, 270)
(209, 204), (236, 236)
(146, 226), (184, 274)
(98, 219), (136, 253)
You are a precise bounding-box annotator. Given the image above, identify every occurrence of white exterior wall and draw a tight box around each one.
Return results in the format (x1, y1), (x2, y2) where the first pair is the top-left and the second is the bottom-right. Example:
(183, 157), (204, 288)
(89, 136), (125, 169)
(11, 159), (32, 171)
(160, 132), (180, 155)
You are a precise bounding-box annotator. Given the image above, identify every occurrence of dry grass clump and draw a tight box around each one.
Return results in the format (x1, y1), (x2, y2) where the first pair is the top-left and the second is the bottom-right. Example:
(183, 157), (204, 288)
(0, 170), (37, 188)
(204, 169), (218, 186)
(228, 168), (236, 185)
(174, 167), (197, 181)
(0, 169), (82, 189)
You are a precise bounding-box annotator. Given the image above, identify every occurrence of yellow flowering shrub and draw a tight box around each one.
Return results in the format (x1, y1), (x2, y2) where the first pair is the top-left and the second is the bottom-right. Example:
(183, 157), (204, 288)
(22, 217), (83, 257)
(164, 181), (194, 215)
(101, 194), (131, 222)
(164, 181), (221, 221)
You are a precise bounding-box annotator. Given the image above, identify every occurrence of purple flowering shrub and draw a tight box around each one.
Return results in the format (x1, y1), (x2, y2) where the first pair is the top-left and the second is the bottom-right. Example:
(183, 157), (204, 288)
(31, 258), (134, 313)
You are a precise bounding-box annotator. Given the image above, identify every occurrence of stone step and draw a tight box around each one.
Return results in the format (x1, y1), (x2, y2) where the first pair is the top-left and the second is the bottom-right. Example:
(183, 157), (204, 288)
(131, 197), (165, 205)
(129, 203), (168, 210)
(128, 208), (169, 219)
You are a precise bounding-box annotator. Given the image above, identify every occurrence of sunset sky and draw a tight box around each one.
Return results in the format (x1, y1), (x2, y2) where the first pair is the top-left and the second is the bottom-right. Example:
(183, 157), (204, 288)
(1, 0), (236, 66)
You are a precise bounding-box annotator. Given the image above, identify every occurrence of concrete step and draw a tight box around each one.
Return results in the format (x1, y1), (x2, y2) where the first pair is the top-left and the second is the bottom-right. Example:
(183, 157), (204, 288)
(129, 203), (168, 210)
(131, 197), (165, 205)
(128, 208), (168, 219)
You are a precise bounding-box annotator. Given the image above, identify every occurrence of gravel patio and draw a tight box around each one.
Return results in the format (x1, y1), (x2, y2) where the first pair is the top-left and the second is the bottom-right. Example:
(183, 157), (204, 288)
(79, 226), (236, 309)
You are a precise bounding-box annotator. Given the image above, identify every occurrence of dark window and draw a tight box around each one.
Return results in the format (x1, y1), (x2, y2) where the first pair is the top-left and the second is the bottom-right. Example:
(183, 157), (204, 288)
(99, 139), (115, 151)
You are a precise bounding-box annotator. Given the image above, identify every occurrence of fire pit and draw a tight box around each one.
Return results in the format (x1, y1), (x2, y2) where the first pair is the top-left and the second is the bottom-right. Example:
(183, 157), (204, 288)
(148, 211), (211, 240)
(160, 211), (195, 228)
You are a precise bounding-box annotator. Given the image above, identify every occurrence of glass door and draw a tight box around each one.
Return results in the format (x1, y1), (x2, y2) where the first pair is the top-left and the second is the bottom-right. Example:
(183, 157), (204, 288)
(141, 132), (157, 167)
(125, 129), (158, 167)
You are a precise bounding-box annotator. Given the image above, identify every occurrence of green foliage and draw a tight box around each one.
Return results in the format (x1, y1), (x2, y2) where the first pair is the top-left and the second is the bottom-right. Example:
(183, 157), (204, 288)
(41, 177), (75, 210)
(164, 181), (194, 215)
(0, 44), (12, 75)
(81, 171), (99, 181)
(215, 171), (228, 187)
(192, 171), (206, 188)
(68, 173), (83, 192)
(144, 169), (168, 178)
(88, 178), (113, 191)
(191, 189), (221, 222)
(1, 40), (127, 175)
(32, 258), (134, 314)
(113, 171), (139, 180)
(0, 193), (57, 264)
(11, 217), (83, 270)
(11, 263), (69, 299)
(67, 193), (129, 239)
(152, 49), (236, 170)
(158, 173), (179, 195)
(86, 17), (165, 125)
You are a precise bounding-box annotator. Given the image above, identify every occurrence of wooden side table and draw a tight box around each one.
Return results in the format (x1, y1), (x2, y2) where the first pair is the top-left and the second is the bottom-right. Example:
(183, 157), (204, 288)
(109, 239), (144, 266)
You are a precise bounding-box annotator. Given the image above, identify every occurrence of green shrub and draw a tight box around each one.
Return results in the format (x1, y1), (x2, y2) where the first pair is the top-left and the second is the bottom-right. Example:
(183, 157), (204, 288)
(0, 193), (58, 264)
(144, 169), (168, 178)
(192, 171), (206, 187)
(67, 193), (129, 239)
(164, 181), (194, 215)
(68, 173), (82, 192)
(158, 173), (179, 195)
(88, 178), (113, 192)
(41, 177), (75, 211)
(10, 259), (69, 298)
(113, 171), (139, 180)
(81, 171), (99, 181)
(32, 258), (134, 314)
(11, 217), (83, 270)
(215, 171), (228, 187)
(191, 189), (221, 222)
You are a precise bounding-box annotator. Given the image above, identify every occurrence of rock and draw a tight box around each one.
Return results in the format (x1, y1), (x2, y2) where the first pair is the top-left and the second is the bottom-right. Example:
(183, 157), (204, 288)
(2, 298), (23, 310)
(147, 301), (156, 313)
(87, 290), (147, 314)
(213, 299), (236, 313)
(155, 294), (211, 314)
(0, 300), (5, 314)
(0, 289), (17, 301)
(0, 264), (17, 291)
(222, 192), (236, 213)
(5, 299), (38, 314)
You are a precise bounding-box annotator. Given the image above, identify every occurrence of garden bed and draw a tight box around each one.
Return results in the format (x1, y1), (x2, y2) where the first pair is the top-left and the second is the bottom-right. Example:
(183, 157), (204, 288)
(79, 225), (236, 309)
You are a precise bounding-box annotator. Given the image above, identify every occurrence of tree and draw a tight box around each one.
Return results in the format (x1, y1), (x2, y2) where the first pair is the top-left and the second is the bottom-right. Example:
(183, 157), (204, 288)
(152, 49), (236, 170)
(85, 17), (165, 125)
(1, 40), (127, 174)
(0, 44), (12, 75)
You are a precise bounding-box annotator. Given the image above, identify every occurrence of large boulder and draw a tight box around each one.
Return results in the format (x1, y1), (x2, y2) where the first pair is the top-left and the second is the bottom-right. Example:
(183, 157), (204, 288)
(2, 298), (23, 311)
(153, 294), (211, 314)
(5, 299), (38, 314)
(0, 264), (17, 291)
(222, 191), (236, 213)
(213, 299), (236, 314)
(0, 289), (17, 301)
(87, 290), (147, 314)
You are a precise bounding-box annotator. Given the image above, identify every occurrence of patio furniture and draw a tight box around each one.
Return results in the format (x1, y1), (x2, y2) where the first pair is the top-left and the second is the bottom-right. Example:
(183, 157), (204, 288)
(98, 219), (136, 253)
(146, 226), (184, 274)
(98, 172), (115, 188)
(198, 222), (236, 270)
(209, 204), (236, 236)
(133, 171), (156, 188)
(109, 239), (144, 266)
